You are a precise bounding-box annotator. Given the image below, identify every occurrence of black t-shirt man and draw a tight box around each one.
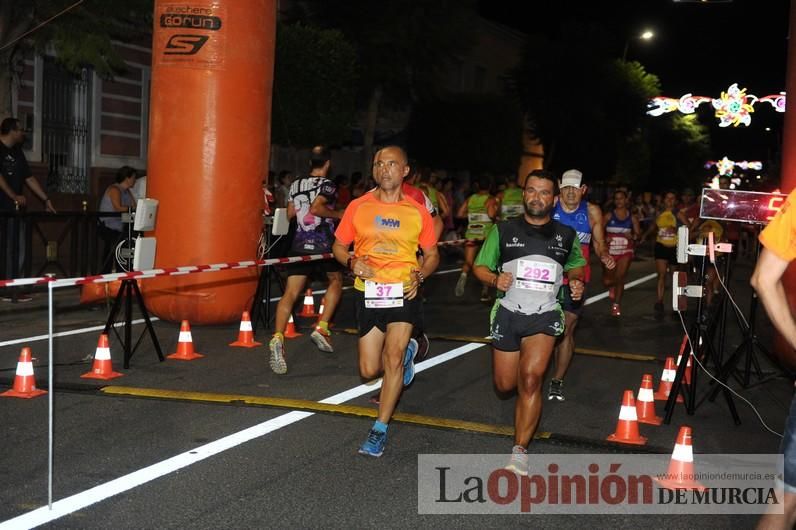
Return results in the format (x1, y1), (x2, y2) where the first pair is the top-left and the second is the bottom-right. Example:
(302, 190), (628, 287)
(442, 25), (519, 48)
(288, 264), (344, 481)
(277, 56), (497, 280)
(0, 142), (32, 211)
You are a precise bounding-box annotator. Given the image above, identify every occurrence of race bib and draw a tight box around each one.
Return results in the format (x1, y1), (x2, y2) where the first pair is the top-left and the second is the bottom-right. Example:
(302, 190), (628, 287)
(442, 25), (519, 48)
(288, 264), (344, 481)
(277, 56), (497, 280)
(515, 259), (556, 292)
(501, 205), (523, 218)
(468, 212), (491, 224)
(364, 281), (404, 308)
(609, 236), (630, 252)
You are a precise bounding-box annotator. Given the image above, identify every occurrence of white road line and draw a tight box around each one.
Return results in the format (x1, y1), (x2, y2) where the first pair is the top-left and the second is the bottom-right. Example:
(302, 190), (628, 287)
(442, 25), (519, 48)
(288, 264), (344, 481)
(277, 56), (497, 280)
(0, 342), (483, 529)
(0, 319), (160, 348)
(582, 273), (657, 305)
(0, 270), (657, 349)
(0, 268), (465, 348)
(1, 271), (659, 527)
(0, 270), (656, 348)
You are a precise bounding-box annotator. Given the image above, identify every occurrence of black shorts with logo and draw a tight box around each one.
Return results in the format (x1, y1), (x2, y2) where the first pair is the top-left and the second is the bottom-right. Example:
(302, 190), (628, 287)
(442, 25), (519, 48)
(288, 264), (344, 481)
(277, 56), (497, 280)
(355, 289), (422, 337)
(490, 304), (565, 351)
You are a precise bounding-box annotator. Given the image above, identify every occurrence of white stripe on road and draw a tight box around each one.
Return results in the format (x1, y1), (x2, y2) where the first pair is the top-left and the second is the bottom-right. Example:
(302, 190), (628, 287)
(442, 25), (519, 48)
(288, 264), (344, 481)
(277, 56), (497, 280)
(1, 271), (659, 527)
(0, 342), (483, 529)
(0, 268), (465, 348)
(0, 319), (160, 348)
(0, 271), (657, 349)
(582, 273), (657, 305)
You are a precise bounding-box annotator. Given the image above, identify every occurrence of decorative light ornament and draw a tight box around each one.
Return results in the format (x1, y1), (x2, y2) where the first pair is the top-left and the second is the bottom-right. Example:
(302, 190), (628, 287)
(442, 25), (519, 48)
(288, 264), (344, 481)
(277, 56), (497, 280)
(712, 84), (756, 127)
(704, 157), (763, 176)
(647, 83), (785, 127)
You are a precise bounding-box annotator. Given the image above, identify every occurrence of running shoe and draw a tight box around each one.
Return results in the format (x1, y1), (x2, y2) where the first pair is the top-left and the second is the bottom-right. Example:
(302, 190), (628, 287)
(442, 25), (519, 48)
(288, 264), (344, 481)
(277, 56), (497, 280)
(310, 327), (333, 353)
(610, 303), (621, 317)
(415, 331), (430, 362)
(504, 445), (529, 476)
(403, 338), (418, 386)
(358, 428), (387, 457)
(548, 378), (565, 401)
(454, 273), (467, 297)
(268, 335), (287, 374)
(654, 301), (664, 319)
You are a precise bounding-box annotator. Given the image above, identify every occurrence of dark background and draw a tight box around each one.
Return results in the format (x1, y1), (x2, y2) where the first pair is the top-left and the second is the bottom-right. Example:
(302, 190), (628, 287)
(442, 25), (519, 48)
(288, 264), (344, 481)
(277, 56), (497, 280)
(479, 0), (790, 163)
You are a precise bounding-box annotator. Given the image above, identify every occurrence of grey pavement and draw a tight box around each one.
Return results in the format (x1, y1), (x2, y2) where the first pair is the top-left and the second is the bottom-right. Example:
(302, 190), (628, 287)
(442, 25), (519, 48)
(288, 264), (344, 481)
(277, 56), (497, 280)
(0, 249), (792, 528)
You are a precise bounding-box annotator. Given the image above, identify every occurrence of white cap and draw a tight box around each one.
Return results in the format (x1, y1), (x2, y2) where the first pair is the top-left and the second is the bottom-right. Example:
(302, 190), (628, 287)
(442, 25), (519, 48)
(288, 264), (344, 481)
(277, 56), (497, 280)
(560, 169), (583, 188)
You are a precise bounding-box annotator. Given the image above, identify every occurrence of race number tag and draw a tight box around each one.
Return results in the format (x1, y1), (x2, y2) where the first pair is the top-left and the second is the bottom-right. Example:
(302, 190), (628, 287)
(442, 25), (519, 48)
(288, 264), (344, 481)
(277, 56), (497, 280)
(364, 281), (404, 308)
(515, 259), (556, 292)
(468, 212), (491, 223)
(609, 236), (629, 252)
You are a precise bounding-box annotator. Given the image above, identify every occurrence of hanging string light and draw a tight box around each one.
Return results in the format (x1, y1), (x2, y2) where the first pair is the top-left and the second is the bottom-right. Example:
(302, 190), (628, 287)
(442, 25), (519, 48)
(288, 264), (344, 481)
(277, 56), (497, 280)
(647, 83), (785, 127)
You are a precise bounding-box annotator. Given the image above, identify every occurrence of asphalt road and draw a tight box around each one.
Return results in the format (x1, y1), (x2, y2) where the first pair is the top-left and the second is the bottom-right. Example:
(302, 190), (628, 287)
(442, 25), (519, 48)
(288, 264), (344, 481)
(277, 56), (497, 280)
(0, 251), (792, 528)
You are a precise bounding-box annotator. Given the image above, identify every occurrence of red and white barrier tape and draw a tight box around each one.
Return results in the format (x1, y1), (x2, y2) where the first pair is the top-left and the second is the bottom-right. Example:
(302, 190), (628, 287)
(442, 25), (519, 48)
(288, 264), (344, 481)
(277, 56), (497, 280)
(0, 237), (485, 288)
(0, 253), (333, 288)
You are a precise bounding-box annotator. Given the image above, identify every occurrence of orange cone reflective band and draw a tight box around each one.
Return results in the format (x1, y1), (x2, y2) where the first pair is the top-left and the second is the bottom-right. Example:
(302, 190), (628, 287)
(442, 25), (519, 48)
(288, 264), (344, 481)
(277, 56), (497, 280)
(1, 347), (47, 398)
(299, 288), (317, 318)
(636, 373), (662, 426)
(655, 426), (706, 491)
(229, 311), (262, 348)
(284, 314), (301, 338)
(654, 357), (684, 403)
(167, 320), (204, 360)
(81, 334), (123, 380)
(606, 390), (647, 445)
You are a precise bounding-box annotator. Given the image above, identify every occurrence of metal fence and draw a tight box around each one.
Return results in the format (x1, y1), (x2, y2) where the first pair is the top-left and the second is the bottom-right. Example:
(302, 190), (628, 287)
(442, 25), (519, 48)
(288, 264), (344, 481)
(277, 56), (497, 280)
(0, 210), (122, 282)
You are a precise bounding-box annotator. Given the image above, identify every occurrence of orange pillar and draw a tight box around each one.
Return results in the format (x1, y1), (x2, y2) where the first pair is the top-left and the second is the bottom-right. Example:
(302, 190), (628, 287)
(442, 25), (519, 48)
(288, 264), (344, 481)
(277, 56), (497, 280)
(144, 0), (276, 324)
(776, 0), (796, 353)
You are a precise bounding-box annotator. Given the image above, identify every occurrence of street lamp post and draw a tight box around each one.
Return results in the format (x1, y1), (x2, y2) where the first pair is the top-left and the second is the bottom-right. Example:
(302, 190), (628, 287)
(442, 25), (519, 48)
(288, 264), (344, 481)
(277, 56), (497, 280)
(622, 29), (655, 62)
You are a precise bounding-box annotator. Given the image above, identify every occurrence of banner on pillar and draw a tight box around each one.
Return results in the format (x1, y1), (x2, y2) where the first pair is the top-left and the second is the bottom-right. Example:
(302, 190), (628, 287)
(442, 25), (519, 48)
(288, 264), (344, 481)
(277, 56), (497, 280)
(155, 3), (227, 69)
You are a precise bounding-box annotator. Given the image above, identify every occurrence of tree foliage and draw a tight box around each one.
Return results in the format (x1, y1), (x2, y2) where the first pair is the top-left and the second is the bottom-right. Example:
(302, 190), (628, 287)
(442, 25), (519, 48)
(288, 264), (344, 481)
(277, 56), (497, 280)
(407, 94), (522, 173)
(271, 23), (358, 147)
(303, 0), (478, 106)
(510, 22), (660, 179)
(645, 113), (711, 192)
(0, 0), (153, 115)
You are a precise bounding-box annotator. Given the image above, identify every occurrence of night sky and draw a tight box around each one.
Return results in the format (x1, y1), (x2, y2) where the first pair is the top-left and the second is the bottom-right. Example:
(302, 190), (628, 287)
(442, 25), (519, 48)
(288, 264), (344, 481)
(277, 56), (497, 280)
(479, 0), (791, 163)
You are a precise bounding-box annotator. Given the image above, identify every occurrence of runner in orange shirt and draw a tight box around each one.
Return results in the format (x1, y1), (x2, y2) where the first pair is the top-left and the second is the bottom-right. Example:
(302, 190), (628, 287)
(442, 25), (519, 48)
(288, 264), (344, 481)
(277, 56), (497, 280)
(333, 145), (439, 457)
(752, 188), (796, 529)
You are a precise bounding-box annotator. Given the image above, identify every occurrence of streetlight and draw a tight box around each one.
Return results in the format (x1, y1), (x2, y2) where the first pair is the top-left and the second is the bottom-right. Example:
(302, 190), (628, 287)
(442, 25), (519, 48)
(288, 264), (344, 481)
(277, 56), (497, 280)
(622, 29), (655, 62)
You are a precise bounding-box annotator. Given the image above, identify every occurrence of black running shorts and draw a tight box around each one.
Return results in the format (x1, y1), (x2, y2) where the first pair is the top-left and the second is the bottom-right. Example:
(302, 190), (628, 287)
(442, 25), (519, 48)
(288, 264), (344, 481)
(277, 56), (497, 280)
(490, 304), (565, 351)
(355, 289), (422, 337)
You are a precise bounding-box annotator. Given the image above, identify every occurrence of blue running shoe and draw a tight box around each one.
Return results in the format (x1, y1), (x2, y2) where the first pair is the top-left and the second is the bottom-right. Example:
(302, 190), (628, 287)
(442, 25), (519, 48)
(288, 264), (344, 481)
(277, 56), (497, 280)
(358, 428), (387, 457)
(403, 338), (418, 386)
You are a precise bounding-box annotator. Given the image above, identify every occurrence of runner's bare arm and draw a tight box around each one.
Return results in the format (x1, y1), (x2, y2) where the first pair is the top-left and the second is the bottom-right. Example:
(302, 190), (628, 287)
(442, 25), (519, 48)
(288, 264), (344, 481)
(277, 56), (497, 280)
(310, 194), (342, 220)
(473, 264), (513, 292)
(589, 203), (615, 269)
(487, 196), (499, 220)
(751, 248), (796, 350)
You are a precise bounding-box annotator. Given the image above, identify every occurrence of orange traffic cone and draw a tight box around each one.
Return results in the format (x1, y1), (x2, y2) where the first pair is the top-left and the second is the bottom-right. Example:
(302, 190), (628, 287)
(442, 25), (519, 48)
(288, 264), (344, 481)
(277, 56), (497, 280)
(654, 357), (684, 403)
(81, 334), (123, 380)
(677, 351), (693, 385)
(167, 320), (204, 360)
(229, 311), (262, 348)
(299, 288), (317, 318)
(654, 426), (705, 491)
(606, 390), (647, 445)
(284, 314), (302, 338)
(636, 374), (662, 426)
(1, 347), (47, 398)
